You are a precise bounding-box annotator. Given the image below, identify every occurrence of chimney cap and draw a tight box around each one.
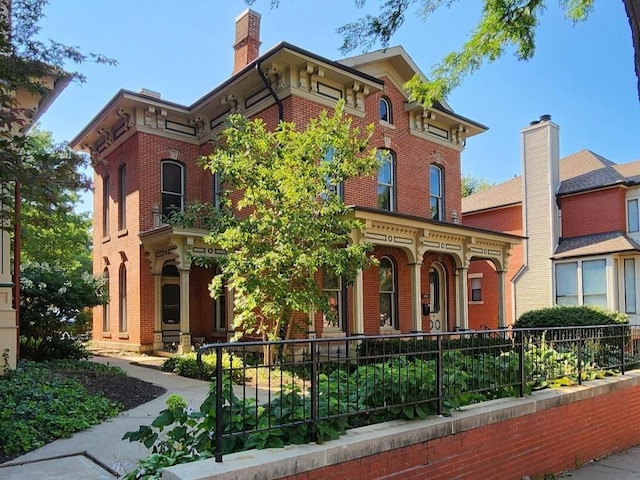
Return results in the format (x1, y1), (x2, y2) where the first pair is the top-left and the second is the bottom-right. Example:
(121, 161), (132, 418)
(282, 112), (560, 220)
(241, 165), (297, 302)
(235, 8), (261, 22)
(539, 114), (552, 122)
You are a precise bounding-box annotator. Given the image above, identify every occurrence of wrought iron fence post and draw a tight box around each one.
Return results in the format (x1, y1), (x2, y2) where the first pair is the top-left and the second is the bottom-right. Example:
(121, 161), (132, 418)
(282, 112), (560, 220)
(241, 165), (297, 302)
(215, 346), (224, 462)
(436, 334), (443, 415)
(621, 325), (626, 375)
(518, 331), (525, 397)
(310, 343), (319, 443)
(577, 332), (583, 386)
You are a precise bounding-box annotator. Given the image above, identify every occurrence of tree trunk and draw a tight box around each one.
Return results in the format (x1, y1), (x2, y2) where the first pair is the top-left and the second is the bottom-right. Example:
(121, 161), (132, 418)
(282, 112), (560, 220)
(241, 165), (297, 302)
(623, 0), (640, 101)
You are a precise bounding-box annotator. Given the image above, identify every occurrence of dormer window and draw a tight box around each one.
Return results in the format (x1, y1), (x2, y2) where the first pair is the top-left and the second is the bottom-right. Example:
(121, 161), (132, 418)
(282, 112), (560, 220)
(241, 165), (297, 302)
(379, 97), (392, 124)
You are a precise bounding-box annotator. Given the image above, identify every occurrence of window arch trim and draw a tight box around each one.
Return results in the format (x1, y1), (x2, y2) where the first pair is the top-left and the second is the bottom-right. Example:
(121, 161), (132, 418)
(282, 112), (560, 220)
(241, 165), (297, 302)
(379, 96), (392, 124)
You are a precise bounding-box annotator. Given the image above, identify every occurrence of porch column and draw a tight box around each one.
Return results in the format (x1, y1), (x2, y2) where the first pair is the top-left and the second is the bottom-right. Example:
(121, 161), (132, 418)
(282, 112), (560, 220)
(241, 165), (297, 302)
(178, 268), (191, 353)
(352, 269), (364, 335)
(456, 266), (469, 330)
(497, 270), (507, 328)
(0, 209), (16, 372)
(152, 273), (163, 351)
(409, 262), (423, 332)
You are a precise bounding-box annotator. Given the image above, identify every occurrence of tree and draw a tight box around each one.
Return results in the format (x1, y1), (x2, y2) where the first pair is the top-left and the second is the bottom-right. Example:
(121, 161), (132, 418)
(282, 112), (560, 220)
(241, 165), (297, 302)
(19, 130), (92, 273)
(462, 173), (495, 197)
(251, 0), (640, 105)
(0, 0), (115, 222)
(184, 102), (379, 344)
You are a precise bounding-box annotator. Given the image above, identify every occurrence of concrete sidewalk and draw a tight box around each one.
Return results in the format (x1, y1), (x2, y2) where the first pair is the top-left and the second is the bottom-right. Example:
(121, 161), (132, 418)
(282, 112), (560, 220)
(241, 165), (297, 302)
(0, 353), (213, 479)
(559, 445), (640, 479)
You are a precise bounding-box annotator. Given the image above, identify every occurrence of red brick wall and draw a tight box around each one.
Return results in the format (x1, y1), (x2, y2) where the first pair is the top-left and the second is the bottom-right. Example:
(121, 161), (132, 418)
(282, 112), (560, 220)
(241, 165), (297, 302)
(279, 381), (640, 480)
(463, 204), (523, 327)
(560, 187), (626, 238)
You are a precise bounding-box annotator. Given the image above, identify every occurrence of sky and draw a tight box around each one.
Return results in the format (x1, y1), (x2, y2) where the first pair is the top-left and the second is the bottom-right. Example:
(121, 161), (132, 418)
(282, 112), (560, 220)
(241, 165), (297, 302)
(34, 1), (640, 211)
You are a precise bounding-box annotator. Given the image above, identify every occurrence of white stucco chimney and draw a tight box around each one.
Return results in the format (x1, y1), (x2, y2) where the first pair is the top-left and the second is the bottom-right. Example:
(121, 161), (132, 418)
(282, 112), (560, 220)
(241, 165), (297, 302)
(233, 9), (261, 75)
(514, 115), (561, 319)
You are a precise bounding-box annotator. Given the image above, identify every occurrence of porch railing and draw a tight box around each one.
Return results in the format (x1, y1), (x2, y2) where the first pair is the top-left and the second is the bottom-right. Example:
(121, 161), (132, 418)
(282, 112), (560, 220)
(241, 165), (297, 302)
(197, 325), (640, 462)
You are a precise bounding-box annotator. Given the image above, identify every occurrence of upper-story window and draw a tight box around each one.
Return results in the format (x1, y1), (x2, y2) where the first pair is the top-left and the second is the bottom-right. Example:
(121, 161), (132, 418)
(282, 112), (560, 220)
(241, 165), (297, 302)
(377, 149), (395, 211)
(118, 164), (126, 230)
(102, 175), (110, 238)
(379, 97), (392, 124)
(161, 160), (184, 218)
(213, 172), (223, 210)
(430, 164), (444, 220)
(321, 146), (343, 200)
(628, 199), (639, 233)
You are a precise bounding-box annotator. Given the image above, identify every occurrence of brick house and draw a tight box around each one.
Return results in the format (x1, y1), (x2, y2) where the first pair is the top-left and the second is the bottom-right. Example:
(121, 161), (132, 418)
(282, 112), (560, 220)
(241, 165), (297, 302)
(71, 10), (519, 353)
(463, 116), (640, 327)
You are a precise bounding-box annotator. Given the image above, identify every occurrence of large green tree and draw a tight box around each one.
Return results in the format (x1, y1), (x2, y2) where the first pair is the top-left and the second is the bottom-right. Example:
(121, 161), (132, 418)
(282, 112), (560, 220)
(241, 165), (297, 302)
(462, 173), (495, 197)
(251, 0), (640, 105)
(181, 102), (379, 343)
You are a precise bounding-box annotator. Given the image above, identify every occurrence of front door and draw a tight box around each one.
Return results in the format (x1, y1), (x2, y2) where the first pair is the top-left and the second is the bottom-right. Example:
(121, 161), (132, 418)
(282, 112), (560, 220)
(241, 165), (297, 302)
(429, 264), (446, 332)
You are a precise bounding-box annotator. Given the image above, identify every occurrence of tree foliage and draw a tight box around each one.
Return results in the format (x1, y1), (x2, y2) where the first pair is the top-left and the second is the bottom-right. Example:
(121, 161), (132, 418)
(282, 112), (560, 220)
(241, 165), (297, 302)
(461, 172), (495, 197)
(186, 102), (379, 341)
(0, 0), (115, 222)
(249, 0), (640, 104)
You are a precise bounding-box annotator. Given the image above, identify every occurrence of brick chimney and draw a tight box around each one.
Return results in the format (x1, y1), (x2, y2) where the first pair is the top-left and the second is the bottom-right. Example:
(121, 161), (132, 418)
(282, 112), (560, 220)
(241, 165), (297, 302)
(233, 9), (261, 75)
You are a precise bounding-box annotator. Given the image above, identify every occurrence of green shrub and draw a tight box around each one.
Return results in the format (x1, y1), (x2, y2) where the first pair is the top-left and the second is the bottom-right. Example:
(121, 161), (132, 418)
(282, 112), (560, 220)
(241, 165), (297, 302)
(514, 306), (628, 328)
(20, 335), (90, 361)
(161, 352), (244, 383)
(357, 336), (513, 359)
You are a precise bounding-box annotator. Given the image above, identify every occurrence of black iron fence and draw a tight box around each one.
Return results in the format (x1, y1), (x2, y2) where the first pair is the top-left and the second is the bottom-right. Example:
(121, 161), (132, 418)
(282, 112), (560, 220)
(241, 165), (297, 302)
(197, 325), (640, 462)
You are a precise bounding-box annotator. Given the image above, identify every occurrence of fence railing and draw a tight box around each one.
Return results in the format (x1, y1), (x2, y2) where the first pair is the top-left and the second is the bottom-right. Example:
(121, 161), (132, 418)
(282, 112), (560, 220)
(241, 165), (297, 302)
(197, 325), (640, 462)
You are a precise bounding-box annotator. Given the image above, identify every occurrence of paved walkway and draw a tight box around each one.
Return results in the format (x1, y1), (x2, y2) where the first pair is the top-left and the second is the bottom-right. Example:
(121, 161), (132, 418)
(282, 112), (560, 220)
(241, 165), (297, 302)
(1, 353), (640, 479)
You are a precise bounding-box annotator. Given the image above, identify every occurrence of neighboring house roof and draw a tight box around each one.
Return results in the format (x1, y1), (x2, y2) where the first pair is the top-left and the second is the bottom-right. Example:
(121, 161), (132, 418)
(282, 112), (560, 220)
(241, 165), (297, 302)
(553, 231), (640, 259)
(462, 150), (640, 214)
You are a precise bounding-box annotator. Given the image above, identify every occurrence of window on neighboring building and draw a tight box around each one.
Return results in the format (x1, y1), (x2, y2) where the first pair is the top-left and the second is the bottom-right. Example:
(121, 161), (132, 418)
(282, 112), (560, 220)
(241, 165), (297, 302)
(322, 269), (343, 330)
(161, 160), (184, 218)
(377, 149), (395, 211)
(471, 278), (482, 302)
(379, 97), (392, 123)
(213, 172), (223, 210)
(555, 259), (607, 307)
(102, 175), (110, 238)
(118, 164), (126, 230)
(628, 199), (639, 233)
(102, 268), (109, 332)
(625, 258), (637, 314)
(379, 256), (397, 328)
(119, 263), (127, 332)
(430, 164), (443, 220)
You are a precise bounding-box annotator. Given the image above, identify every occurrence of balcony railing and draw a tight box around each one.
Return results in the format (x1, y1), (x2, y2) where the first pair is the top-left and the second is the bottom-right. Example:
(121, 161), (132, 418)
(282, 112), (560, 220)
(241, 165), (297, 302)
(197, 325), (640, 462)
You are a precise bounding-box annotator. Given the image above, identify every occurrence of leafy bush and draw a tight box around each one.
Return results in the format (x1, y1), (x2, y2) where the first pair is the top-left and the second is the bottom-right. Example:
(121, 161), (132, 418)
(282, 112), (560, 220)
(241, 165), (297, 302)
(357, 336), (513, 358)
(161, 352), (244, 383)
(514, 306), (628, 328)
(20, 335), (89, 361)
(0, 360), (121, 459)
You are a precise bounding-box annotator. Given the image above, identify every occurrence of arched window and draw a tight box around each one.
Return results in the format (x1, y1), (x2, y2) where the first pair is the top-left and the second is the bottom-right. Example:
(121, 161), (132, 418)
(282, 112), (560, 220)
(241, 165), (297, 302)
(119, 263), (127, 333)
(377, 149), (395, 211)
(322, 269), (343, 330)
(379, 256), (397, 328)
(430, 164), (444, 220)
(102, 175), (110, 238)
(102, 268), (110, 332)
(118, 164), (127, 230)
(161, 160), (185, 218)
(379, 97), (392, 124)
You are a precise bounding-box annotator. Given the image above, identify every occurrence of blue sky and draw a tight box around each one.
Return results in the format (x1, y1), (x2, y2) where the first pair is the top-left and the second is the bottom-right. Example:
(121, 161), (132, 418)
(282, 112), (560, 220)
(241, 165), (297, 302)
(36, 1), (639, 210)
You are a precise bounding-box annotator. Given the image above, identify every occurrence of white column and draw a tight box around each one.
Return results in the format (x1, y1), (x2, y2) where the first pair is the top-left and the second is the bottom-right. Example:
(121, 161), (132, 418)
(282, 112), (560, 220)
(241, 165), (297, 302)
(152, 273), (163, 351)
(456, 266), (469, 330)
(178, 268), (191, 353)
(497, 270), (507, 328)
(352, 269), (364, 335)
(410, 262), (423, 332)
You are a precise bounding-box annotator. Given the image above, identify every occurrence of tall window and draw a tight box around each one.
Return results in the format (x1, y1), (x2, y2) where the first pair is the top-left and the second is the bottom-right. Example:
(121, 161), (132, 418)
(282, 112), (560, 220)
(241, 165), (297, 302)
(321, 146), (343, 199)
(555, 259), (607, 307)
(322, 269), (343, 330)
(102, 268), (110, 332)
(377, 149), (395, 211)
(213, 172), (223, 209)
(471, 278), (482, 302)
(118, 164), (126, 230)
(379, 256), (397, 328)
(379, 97), (392, 123)
(628, 199), (639, 233)
(161, 160), (184, 218)
(430, 164), (443, 220)
(102, 175), (110, 238)
(429, 267), (441, 313)
(119, 263), (127, 332)
(625, 258), (637, 314)
(214, 265), (226, 331)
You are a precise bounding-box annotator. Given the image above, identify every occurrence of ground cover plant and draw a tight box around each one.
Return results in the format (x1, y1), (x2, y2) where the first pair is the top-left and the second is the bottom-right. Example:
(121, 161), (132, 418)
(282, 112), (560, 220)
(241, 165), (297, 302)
(0, 358), (165, 464)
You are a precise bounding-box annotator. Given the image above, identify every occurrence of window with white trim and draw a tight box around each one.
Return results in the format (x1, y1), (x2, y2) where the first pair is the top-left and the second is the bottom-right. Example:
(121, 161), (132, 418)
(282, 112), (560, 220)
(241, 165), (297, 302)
(430, 164), (443, 220)
(213, 172), (223, 210)
(624, 258), (637, 314)
(555, 259), (607, 307)
(161, 160), (184, 218)
(377, 150), (395, 211)
(379, 97), (392, 124)
(471, 278), (482, 302)
(628, 199), (639, 233)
